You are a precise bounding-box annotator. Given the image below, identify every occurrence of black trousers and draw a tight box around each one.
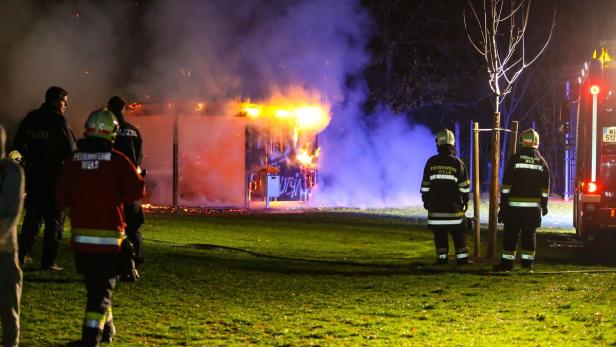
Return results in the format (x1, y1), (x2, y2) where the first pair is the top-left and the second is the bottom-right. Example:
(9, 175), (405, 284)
(124, 201), (144, 260)
(431, 223), (468, 263)
(502, 221), (536, 267)
(75, 253), (118, 346)
(18, 204), (64, 268)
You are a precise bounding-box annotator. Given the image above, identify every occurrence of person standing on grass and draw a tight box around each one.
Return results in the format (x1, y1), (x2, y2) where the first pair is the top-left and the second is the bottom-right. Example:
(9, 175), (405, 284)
(107, 96), (146, 266)
(420, 129), (471, 265)
(57, 109), (145, 346)
(0, 124), (25, 347)
(14, 86), (76, 271)
(494, 129), (550, 272)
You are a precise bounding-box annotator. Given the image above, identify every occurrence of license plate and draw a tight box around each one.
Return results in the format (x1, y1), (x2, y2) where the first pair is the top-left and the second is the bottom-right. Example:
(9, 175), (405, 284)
(603, 127), (616, 142)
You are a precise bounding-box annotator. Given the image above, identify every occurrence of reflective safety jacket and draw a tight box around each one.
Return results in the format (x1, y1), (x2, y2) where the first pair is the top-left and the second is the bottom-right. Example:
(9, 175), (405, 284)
(421, 145), (470, 226)
(500, 147), (550, 227)
(57, 138), (145, 253)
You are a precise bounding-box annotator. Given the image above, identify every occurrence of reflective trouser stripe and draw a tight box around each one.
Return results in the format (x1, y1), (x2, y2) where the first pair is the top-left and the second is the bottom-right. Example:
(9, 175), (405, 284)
(428, 219), (463, 225)
(502, 188), (511, 194)
(501, 252), (516, 260)
(437, 254), (448, 259)
(520, 250), (535, 260)
(421, 187), (430, 192)
(429, 212), (465, 218)
(456, 252), (468, 259)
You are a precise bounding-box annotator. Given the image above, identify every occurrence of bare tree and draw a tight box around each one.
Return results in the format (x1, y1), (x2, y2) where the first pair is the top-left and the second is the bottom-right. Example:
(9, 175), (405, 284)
(464, 0), (556, 258)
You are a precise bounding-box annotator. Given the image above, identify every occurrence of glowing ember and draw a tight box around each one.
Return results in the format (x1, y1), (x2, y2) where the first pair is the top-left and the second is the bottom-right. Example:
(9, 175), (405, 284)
(195, 102), (206, 112)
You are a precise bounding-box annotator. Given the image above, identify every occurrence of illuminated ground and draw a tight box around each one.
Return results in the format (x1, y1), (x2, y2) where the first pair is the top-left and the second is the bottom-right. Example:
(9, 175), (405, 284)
(19, 207), (614, 346)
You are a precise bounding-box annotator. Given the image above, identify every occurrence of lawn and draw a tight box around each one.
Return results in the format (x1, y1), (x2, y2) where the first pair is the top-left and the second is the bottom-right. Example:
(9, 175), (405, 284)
(18, 210), (616, 346)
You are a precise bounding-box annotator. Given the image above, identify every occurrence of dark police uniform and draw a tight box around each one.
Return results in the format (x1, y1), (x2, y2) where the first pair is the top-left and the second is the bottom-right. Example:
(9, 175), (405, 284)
(112, 110), (145, 263)
(421, 142), (471, 265)
(13, 103), (76, 268)
(497, 144), (550, 271)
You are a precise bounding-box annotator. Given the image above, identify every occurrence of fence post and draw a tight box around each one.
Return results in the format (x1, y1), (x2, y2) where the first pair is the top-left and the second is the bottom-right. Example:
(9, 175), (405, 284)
(473, 122), (481, 257)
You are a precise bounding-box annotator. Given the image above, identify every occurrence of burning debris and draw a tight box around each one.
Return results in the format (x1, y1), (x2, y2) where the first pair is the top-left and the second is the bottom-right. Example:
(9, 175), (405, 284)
(125, 88), (329, 208)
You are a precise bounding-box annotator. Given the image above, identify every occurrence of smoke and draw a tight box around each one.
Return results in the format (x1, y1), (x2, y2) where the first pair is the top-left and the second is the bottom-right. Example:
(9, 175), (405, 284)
(0, 0), (130, 134)
(0, 0), (433, 208)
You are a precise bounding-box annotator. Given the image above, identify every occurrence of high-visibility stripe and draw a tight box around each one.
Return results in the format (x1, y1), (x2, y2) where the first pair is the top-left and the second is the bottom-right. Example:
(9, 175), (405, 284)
(72, 228), (125, 238)
(509, 201), (541, 207)
(502, 188), (511, 194)
(520, 254), (535, 260)
(430, 174), (457, 181)
(458, 179), (470, 187)
(438, 254), (448, 259)
(421, 187), (430, 192)
(428, 219), (463, 225)
(84, 311), (105, 329)
(429, 212), (465, 218)
(456, 252), (468, 259)
(541, 192), (549, 198)
(514, 163), (543, 171)
(501, 253), (516, 260)
(459, 187), (470, 193)
(73, 235), (123, 246)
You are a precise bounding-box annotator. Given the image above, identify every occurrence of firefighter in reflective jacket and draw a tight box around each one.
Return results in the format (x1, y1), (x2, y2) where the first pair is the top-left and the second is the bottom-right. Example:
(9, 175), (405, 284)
(421, 129), (471, 265)
(57, 109), (145, 346)
(494, 129), (550, 272)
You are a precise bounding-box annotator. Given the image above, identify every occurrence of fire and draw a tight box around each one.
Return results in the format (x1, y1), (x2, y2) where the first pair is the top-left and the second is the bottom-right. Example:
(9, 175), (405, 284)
(296, 148), (314, 167)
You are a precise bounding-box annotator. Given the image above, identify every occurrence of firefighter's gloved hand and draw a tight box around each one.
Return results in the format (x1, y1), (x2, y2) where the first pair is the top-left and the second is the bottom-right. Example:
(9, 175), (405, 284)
(423, 202), (429, 210)
(497, 209), (504, 223)
(542, 206), (548, 216)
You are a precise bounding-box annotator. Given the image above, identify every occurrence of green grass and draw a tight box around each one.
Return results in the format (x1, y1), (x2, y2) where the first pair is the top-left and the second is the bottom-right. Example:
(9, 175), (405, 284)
(19, 211), (616, 346)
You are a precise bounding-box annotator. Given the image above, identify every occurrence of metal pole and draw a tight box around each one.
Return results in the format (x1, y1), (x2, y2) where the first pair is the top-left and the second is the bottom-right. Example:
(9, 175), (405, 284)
(455, 121), (461, 156)
(173, 112), (179, 209)
(508, 121), (519, 158)
(473, 122), (481, 257)
(469, 120), (474, 190)
(488, 112), (501, 258)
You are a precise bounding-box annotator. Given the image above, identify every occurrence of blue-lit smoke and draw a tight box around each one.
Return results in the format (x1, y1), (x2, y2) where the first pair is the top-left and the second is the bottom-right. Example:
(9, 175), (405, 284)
(0, 0), (434, 207)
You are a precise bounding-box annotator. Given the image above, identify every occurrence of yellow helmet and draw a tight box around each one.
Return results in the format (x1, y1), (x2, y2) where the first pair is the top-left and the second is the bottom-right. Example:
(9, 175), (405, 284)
(436, 128), (455, 146)
(84, 108), (119, 142)
(519, 128), (540, 148)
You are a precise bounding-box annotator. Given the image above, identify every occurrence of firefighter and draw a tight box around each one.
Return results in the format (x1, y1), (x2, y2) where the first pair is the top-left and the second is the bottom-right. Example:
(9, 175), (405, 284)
(421, 129), (471, 265)
(57, 109), (145, 346)
(0, 124), (25, 347)
(107, 96), (146, 266)
(14, 86), (76, 270)
(494, 128), (550, 272)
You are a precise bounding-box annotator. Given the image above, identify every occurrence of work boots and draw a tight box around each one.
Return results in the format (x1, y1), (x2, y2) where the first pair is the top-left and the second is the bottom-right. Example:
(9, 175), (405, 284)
(101, 320), (116, 343)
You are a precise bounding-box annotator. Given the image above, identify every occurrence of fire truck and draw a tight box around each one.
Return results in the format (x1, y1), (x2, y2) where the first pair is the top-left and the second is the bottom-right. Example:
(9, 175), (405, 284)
(565, 42), (616, 242)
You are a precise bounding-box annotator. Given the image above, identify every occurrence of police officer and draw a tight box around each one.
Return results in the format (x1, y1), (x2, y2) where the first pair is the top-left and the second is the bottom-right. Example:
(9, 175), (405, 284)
(106, 96), (145, 265)
(494, 129), (550, 272)
(421, 129), (471, 265)
(57, 109), (145, 346)
(14, 86), (76, 270)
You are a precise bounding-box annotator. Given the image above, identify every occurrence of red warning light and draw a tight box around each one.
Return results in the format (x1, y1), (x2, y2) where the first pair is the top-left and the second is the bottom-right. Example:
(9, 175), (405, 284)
(590, 84), (601, 95)
(586, 181), (599, 193)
